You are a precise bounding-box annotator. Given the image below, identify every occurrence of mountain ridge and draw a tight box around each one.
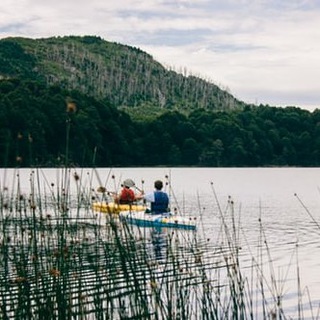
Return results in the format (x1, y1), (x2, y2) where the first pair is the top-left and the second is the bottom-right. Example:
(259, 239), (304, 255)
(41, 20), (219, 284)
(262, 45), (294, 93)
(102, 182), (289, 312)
(0, 35), (245, 115)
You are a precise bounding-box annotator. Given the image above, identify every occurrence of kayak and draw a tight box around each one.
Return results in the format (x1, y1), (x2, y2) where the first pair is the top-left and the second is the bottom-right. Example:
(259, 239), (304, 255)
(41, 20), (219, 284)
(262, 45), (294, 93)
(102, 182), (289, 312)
(92, 202), (146, 214)
(119, 210), (197, 230)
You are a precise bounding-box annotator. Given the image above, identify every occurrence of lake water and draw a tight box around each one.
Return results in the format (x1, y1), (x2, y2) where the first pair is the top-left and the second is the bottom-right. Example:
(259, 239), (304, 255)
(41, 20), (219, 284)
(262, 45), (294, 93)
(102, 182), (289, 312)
(1, 167), (320, 318)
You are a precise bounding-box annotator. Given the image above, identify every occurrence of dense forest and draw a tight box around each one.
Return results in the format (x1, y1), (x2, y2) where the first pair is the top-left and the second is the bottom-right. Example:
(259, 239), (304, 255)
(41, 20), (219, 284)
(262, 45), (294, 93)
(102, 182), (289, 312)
(0, 78), (319, 167)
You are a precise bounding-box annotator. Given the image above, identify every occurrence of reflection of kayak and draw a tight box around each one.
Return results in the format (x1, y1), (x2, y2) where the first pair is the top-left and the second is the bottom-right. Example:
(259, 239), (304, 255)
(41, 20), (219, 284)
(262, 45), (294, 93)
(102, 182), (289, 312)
(119, 211), (197, 230)
(92, 202), (146, 214)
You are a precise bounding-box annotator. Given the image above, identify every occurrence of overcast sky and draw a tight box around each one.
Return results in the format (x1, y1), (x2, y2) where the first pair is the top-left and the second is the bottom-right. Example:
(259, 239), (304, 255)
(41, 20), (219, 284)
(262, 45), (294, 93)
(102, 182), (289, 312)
(1, 0), (319, 110)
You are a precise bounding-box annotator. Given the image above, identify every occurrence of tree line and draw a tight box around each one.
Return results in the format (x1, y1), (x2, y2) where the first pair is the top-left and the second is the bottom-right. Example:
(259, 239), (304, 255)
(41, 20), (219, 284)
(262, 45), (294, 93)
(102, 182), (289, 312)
(0, 79), (319, 167)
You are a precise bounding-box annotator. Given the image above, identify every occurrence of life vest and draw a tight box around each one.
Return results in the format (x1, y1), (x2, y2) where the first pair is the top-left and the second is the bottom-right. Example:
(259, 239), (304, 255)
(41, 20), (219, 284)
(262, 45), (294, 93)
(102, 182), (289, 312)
(151, 191), (169, 214)
(119, 188), (135, 204)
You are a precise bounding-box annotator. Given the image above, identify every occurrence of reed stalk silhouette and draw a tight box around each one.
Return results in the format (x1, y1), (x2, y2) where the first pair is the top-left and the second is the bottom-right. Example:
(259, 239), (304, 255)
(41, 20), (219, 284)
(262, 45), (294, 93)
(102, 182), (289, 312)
(0, 171), (318, 319)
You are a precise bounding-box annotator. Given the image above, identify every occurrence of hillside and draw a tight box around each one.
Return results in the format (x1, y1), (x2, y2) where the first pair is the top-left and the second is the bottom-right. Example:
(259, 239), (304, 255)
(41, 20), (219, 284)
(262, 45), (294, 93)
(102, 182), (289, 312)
(1, 35), (318, 168)
(0, 35), (245, 116)
(0, 76), (319, 167)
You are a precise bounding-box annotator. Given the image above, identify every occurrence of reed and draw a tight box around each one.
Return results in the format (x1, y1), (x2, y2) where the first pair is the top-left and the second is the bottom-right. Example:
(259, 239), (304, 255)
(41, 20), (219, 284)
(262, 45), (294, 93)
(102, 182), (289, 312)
(0, 169), (316, 319)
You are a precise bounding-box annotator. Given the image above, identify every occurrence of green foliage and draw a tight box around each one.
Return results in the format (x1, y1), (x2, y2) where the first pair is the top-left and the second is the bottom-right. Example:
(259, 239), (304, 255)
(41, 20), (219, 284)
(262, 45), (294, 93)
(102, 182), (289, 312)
(0, 39), (37, 78)
(0, 78), (320, 167)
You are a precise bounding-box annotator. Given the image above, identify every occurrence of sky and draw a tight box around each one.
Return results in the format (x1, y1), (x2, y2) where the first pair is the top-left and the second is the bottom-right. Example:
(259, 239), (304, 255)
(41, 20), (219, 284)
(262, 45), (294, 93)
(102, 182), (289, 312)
(1, 0), (320, 110)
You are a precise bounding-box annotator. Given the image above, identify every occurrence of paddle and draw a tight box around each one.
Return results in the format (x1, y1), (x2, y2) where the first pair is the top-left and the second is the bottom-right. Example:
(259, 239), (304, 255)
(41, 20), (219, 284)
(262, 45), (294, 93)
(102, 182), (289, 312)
(96, 186), (117, 196)
(133, 185), (144, 193)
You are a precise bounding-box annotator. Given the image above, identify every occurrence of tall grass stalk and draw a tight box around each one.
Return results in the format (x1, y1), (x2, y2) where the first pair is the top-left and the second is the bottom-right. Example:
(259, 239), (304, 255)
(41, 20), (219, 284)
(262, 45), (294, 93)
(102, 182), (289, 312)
(0, 170), (316, 319)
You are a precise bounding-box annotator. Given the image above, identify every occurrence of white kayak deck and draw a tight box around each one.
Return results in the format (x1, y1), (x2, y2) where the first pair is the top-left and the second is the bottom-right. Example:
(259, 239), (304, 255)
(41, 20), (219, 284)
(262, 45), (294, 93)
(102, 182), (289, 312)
(119, 210), (197, 230)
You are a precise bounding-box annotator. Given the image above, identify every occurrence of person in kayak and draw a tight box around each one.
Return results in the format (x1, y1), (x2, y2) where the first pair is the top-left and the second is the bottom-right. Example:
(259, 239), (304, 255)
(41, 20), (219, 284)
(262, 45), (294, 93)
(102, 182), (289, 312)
(143, 180), (169, 214)
(114, 178), (137, 204)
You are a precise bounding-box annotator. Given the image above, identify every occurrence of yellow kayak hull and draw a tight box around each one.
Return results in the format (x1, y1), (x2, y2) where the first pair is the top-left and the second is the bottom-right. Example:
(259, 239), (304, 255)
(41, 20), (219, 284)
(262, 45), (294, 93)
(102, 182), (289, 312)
(92, 202), (146, 214)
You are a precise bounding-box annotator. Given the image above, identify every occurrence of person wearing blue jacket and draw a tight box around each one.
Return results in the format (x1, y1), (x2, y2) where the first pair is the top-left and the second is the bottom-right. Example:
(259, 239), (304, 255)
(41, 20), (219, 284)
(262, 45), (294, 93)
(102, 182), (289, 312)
(143, 180), (169, 214)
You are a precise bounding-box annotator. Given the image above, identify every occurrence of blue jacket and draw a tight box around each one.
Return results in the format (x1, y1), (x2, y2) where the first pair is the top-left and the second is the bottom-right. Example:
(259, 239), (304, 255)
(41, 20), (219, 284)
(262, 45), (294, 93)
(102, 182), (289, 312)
(151, 191), (169, 214)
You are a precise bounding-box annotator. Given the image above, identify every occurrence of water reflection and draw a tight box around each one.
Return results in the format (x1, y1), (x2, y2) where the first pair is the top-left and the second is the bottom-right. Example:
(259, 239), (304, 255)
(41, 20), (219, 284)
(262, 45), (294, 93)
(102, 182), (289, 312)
(150, 227), (167, 261)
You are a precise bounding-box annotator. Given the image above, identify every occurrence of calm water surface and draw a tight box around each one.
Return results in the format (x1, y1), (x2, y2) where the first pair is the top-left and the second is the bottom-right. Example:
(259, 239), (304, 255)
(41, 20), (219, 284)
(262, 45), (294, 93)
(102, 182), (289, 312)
(2, 167), (320, 318)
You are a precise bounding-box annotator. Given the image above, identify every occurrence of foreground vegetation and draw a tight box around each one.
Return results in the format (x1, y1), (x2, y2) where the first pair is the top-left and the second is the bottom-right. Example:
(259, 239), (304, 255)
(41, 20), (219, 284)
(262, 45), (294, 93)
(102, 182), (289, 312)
(0, 168), (316, 319)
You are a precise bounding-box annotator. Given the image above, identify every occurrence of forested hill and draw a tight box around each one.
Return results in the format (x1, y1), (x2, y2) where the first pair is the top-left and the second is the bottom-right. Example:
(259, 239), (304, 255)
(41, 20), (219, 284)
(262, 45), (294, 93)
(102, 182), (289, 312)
(1, 35), (320, 168)
(0, 77), (320, 167)
(0, 35), (244, 114)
